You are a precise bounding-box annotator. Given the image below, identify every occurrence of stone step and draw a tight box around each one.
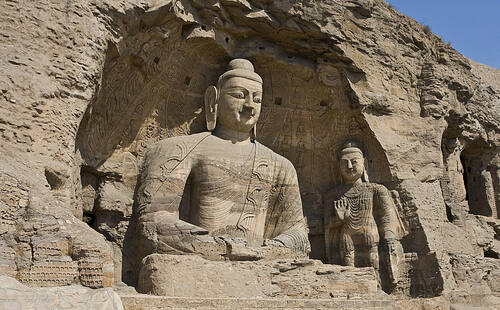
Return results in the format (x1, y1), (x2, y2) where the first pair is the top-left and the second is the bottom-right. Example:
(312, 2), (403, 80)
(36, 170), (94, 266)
(120, 294), (397, 310)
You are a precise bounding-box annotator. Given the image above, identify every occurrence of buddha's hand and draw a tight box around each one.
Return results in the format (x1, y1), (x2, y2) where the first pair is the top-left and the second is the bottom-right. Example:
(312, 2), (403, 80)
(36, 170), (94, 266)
(189, 234), (228, 259)
(224, 237), (265, 261)
(383, 231), (397, 246)
(263, 238), (286, 248)
(333, 198), (350, 221)
(156, 219), (227, 257)
(382, 234), (400, 284)
(261, 239), (307, 260)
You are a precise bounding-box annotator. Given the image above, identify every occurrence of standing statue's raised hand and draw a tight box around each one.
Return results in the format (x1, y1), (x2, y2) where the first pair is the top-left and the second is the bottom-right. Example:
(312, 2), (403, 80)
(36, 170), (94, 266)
(333, 198), (350, 221)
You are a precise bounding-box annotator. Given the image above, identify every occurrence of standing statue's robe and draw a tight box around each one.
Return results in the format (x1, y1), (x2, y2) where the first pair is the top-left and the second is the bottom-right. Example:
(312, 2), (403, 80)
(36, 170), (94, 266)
(134, 132), (310, 260)
(324, 183), (406, 266)
(323, 182), (407, 287)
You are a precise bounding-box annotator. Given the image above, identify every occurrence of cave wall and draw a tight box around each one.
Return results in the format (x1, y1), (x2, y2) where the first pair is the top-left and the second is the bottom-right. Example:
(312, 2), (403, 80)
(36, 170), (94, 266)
(1, 0), (499, 301)
(73, 1), (393, 270)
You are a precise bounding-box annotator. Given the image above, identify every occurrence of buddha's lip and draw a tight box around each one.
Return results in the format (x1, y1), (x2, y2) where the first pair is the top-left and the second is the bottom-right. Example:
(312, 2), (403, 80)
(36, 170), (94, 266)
(240, 105), (255, 116)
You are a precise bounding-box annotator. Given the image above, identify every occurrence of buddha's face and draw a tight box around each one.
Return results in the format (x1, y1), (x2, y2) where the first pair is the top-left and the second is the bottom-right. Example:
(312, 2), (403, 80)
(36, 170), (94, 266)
(217, 76), (262, 133)
(340, 150), (364, 184)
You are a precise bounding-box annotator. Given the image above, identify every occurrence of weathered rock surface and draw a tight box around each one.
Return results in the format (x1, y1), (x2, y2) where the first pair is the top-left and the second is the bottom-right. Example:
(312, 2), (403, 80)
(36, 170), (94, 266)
(0, 155), (115, 288)
(120, 295), (428, 310)
(1, 0), (499, 307)
(0, 275), (123, 310)
(137, 254), (379, 299)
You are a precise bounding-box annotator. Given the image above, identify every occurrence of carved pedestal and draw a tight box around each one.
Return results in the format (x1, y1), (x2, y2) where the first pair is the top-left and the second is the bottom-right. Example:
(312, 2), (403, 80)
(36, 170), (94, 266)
(137, 254), (380, 299)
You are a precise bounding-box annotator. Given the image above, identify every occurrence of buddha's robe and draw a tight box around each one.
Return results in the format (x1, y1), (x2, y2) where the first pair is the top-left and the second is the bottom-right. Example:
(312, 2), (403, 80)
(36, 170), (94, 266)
(134, 132), (310, 260)
(324, 183), (405, 266)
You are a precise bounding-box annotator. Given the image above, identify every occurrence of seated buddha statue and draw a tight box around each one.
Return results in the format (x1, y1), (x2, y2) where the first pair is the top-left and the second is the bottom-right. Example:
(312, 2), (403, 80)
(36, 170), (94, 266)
(132, 59), (310, 267)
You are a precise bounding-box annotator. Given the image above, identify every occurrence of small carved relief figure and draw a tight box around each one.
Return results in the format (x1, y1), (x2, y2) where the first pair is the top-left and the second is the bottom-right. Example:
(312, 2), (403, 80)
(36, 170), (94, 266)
(132, 59), (310, 270)
(324, 140), (406, 286)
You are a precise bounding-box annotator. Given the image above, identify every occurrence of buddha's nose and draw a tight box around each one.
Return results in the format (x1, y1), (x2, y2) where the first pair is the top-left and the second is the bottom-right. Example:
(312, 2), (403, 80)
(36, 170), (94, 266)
(347, 161), (353, 168)
(243, 98), (257, 112)
(244, 95), (254, 106)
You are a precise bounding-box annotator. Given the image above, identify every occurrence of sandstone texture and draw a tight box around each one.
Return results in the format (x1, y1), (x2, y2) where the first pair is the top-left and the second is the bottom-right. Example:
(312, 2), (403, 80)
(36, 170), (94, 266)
(137, 254), (379, 298)
(1, 0), (500, 309)
(120, 295), (433, 310)
(0, 275), (123, 310)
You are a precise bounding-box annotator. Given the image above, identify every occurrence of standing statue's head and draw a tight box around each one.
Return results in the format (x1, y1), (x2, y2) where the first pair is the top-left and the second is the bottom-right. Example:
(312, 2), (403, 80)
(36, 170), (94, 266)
(204, 59), (263, 140)
(339, 139), (369, 184)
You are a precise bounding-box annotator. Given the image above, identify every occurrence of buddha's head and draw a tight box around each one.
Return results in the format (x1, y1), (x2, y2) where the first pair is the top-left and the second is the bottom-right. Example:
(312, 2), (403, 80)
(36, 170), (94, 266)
(205, 59), (263, 139)
(339, 140), (368, 184)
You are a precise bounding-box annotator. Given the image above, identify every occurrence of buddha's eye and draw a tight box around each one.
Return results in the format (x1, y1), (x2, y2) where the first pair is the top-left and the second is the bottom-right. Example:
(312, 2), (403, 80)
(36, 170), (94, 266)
(229, 92), (245, 99)
(254, 97), (261, 103)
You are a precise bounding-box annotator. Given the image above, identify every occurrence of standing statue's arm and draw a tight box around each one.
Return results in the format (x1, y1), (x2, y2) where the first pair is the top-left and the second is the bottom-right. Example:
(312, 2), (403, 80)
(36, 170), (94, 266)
(373, 184), (406, 284)
(373, 185), (401, 242)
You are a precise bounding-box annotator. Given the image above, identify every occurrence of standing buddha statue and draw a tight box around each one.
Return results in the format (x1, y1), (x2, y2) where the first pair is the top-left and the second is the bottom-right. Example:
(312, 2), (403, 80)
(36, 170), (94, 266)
(324, 139), (406, 288)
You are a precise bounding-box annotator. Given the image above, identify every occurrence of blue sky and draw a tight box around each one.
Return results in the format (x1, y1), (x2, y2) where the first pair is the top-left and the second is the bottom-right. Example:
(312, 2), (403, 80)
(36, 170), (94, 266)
(386, 1), (500, 69)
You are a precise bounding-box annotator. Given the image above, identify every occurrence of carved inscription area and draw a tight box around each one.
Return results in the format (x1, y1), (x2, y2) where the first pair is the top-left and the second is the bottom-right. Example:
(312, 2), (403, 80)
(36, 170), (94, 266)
(19, 261), (78, 287)
(33, 241), (65, 260)
(78, 259), (104, 288)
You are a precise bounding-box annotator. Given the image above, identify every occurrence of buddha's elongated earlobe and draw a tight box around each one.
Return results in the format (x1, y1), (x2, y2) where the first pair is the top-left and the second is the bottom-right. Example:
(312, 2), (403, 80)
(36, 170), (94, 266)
(251, 125), (257, 141)
(204, 85), (218, 131)
(363, 157), (369, 183)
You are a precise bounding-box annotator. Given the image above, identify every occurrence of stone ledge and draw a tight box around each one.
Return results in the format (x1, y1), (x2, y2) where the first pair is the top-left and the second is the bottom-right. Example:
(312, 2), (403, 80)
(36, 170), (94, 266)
(120, 294), (395, 310)
(0, 275), (123, 310)
(137, 254), (379, 299)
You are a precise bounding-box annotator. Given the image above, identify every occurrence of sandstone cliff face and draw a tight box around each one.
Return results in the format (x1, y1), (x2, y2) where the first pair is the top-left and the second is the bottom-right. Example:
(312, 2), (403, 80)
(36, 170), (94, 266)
(1, 0), (499, 303)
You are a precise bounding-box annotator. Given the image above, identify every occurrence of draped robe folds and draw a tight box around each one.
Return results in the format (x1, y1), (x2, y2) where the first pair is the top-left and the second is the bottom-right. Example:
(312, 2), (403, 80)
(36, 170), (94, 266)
(324, 183), (405, 266)
(134, 132), (310, 260)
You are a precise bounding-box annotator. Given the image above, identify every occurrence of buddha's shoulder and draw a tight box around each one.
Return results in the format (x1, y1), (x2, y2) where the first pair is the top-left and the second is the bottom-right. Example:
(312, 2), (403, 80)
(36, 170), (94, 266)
(324, 183), (382, 201)
(352, 182), (389, 194)
(153, 132), (210, 149)
(255, 141), (295, 170)
(370, 182), (390, 195)
(324, 185), (347, 201)
(145, 132), (211, 158)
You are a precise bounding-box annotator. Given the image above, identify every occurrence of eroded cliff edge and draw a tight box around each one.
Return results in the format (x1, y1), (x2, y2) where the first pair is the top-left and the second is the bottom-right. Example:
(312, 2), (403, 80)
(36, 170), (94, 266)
(1, 0), (499, 305)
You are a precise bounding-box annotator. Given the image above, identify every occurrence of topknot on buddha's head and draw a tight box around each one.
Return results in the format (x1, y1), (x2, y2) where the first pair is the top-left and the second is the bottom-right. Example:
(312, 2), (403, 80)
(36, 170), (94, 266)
(217, 59), (262, 86)
(339, 139), (364, 158)
(227, 59), (254, 71)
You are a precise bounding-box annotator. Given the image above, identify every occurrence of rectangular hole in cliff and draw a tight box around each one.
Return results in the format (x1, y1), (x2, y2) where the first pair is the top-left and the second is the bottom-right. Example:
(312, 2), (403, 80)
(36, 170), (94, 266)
(460, 155), (469, 202)
(80, 166), (100, 226)
(461, 154), (494, 217)
(484, 248), (499, 259)
(274, 97), (282, 105)
(445, 204), (454, 223)
(45, 167), (64, 190)
(184, 76), (192, 86)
